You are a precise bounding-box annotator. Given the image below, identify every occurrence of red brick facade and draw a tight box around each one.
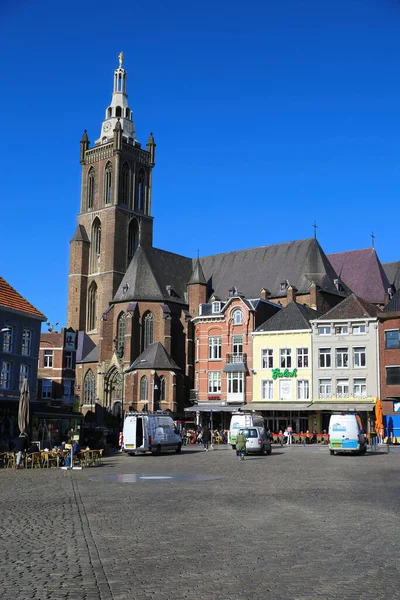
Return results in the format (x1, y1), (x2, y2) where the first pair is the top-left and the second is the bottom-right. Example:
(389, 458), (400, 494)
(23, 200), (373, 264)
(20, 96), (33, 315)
(378, 313), (400, 414)
(37, 328), (77, 407)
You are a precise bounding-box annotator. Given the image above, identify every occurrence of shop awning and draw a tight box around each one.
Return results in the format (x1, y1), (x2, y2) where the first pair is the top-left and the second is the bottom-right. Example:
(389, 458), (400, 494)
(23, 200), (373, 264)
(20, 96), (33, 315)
(184, 404), (242, 413)
(312, 402), (375, 412)
(222, 363), (247, 373)
(240, 403), (313, 412)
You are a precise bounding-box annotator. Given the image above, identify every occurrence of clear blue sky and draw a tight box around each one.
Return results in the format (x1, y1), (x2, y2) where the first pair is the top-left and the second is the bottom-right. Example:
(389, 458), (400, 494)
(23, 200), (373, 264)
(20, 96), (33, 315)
(1, 0), (399, 328)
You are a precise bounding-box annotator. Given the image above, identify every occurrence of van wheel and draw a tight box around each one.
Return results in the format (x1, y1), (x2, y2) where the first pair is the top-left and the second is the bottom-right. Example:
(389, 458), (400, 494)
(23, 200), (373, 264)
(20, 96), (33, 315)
(176, 443), (182, 454)
(329, 450), (335, 455)
(156, 444), (162, 455)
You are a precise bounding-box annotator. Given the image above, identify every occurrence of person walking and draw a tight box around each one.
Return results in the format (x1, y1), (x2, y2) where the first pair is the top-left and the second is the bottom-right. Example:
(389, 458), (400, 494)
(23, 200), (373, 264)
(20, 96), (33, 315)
(278, 429), (284, 447)
(236, 430), (247, 460)
(15, 433), (28, 468)
(287, 425), (293, 445)
(203, 427), (211, 451)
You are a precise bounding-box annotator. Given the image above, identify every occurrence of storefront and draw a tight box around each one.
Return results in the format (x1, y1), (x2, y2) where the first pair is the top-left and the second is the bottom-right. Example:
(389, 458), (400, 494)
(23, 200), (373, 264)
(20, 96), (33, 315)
(184, 403), (241, 430)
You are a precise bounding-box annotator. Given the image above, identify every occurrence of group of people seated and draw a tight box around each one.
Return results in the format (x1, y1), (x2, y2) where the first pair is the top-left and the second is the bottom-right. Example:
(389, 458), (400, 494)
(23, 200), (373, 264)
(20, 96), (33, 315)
(181, 428), (228, 445)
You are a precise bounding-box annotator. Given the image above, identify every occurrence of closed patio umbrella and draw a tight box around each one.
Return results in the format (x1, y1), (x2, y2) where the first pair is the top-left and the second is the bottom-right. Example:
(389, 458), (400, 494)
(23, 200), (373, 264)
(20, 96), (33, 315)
(374, 398), (384, 437)
(18, 378), (30, 436)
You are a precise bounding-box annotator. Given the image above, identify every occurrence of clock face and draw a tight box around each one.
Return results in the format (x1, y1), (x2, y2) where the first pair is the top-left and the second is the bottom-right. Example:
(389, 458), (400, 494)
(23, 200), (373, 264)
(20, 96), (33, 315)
(124, 120), (134, 134)
(103, 121), (112, 132)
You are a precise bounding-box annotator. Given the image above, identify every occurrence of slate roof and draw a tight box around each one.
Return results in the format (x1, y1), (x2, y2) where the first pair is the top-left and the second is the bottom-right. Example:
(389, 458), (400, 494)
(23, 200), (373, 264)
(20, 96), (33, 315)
(126, 342), (180, 372)
(113, 246), (192, 305)
(383, 261), (400, 291)
(70, 224), (89, 243)
(0, 276), (46, 320)
(199, 238), (346, 300)
(188, 257), (206, 285)
(76, 331), (97, 363)
(256, 302), (322, 332)
(327, 248), (389, 303)
(314, 293), (380, 321)
(383, 291), (400, 313)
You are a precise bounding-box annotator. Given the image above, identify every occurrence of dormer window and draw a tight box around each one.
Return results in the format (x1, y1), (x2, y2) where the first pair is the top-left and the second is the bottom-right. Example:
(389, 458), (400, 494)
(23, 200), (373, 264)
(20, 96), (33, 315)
(232, 308), (243, 325)
(212, 301), (221, 314)
(280, 281), (288, 292)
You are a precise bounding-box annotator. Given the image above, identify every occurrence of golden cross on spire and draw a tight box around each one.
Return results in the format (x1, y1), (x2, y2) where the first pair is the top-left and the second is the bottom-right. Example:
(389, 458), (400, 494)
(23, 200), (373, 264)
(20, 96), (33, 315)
(118, 51), (124, 68)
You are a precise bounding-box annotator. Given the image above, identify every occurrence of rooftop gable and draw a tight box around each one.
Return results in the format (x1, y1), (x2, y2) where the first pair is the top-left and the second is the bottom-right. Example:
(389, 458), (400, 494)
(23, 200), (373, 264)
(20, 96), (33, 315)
(314, 293), (380, 321)
(126, 342), (180, 372)
(256, 302), (321, 332)
(0, 276), (46, 320)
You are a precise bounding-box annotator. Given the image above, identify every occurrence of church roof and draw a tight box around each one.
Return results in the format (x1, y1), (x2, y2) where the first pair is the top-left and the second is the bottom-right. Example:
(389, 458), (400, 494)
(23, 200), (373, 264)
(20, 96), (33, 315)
(113, 246), (193, 305)
(188, 257), (207, 285)
(199, 238), (345, 300)
(76, 331), (97, 363)
(126, 342), (180, 372)
(0, 276), (46, 320)
(314, 293), (380, 321)
(383, 260), (400, 291)
(327, 248), (389, 304)
(256, 302), (322, 332)
(70, 224), (89, 243)
(382, 291), (400, 313)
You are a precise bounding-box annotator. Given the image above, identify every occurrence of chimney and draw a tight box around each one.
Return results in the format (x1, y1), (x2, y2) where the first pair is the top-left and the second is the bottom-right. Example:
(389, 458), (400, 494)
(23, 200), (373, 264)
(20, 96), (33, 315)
(287, 285), (298, 304)
(259, 288), (271, 300)
(309, 282), (318, 308)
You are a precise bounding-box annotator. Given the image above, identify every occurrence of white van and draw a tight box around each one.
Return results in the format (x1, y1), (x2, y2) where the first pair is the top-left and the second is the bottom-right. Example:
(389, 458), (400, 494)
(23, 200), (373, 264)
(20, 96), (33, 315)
(123, 413), (182, 455)
(328, 413), (367, 455)
(229, 412), (265, 448)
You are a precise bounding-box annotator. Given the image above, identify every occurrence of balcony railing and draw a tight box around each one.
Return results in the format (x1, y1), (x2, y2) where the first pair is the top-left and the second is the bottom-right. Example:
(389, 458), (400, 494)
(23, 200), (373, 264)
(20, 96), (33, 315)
(318, 393), (371, 400)
(226, 353), (247, 364)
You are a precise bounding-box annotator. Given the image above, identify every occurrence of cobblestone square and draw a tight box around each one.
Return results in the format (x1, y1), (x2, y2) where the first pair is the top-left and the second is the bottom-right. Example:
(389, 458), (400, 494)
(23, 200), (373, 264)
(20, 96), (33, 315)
(1, 445), (399, 600)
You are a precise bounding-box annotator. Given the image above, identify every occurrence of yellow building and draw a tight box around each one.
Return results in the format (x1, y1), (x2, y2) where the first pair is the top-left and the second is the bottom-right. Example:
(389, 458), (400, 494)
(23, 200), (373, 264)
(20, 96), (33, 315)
(250, 301), (319, 433)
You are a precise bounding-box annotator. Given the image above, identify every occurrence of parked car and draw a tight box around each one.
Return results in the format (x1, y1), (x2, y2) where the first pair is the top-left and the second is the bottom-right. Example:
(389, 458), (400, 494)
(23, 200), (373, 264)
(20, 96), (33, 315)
(238, 427), (272, 455)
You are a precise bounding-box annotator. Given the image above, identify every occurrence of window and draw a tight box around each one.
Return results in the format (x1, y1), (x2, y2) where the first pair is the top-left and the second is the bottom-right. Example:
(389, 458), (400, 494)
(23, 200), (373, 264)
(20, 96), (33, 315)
(0, 361), (11, 389)
(121, 162), (129, 205)
(2, 326), (13, 353)
(142, 312), (154, 351)
(208, 371), (221, 393)
(297, 379), (309, 400)
(84, 370), (96, 405)
(385, 330), (400, 349)
(136, 169), (145, 211)
(261, 380), (273, 400)
(44, 350), (53, 368)
(386, 367), (400, 386)
(117, 313), (126, 356)
(336, 348), (349, 368)
(87, 167), (95, 210)
(232, 335), (243, 357)
(318, 326), (331, 335)
(353, 347), (366, 368)
(212, 301), (221, 313)
(261, 349), (273, 369)
(335, 326), (348, 335)
(87, 282), (98, 331)
(116, 105), (122, 117)
(127, 219), (139, 262)
(232, 309), (242, 325)
(104, 162), (112, 204)
(227, 372), (244, 394)
(319, 348), (331, 368)
(353, 378), (367, 397)
(208, 337), (222, 360)
(19, 364), (29, 390)
(353, 324), (366, 335)
(64, 380), (72, 398)
(65, 352), (73, 369)
(42, 379), (52, 399)
(160, 377), (166, 402)
(297, 348), (309, 368)
(280, 348), (291, 368)
(90, 218), (101, 274)
(319, 379), (331, 397)
(22, 329), (32, 356)
(336, 379), (349, 397)
(140, 376), (149, 401)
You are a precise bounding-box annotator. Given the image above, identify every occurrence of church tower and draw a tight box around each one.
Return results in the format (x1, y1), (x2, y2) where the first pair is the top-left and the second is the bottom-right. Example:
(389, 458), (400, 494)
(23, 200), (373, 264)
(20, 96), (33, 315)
(67, 53), (156, 342)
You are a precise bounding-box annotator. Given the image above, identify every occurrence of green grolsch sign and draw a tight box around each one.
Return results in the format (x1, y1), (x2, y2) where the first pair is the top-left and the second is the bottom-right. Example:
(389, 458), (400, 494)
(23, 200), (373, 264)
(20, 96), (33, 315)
(271, 368), (297, 380)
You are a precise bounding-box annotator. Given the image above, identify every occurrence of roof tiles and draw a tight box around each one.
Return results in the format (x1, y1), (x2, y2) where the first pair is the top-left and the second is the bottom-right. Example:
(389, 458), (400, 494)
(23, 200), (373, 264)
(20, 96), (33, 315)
(0, 276), (46, 320)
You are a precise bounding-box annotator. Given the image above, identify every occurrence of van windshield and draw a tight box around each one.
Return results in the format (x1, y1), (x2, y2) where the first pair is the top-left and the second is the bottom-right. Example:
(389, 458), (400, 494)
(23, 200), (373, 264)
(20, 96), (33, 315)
(239, 428), (258, 438)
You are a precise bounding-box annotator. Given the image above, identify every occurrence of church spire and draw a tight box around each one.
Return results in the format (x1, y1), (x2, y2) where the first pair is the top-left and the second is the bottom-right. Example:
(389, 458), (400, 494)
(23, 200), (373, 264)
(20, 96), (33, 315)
(96, 52), (136, 145)
(188, 256), (207, 286)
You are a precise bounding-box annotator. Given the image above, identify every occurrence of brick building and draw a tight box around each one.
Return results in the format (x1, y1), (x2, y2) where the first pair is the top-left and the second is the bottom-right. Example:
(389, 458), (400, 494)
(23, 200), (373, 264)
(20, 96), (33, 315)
(378, 291), (400, 438)
(37, 328), (77, 407)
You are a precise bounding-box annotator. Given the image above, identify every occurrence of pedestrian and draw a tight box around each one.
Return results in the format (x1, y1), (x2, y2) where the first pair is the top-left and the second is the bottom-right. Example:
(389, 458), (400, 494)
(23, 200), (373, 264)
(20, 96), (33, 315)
(203, 427), (211, 451)
(236, 430), (247, 460)
(15, 433), (28, 468)
(287, 425), (293, 445)
(283, 429), (288, 445)
(278, 429), (284, 447)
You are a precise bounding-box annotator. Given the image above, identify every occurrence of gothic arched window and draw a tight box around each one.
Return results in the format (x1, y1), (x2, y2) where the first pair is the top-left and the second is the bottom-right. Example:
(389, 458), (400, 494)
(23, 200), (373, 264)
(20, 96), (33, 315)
(116, 312), (126, 357)
(136, 169), (145, 212)
(127, 219), (139, 264)
(232, 308), (243, 325)
(142, 311), (154, 351)
(84, 369), (96, 406)
(87, 167), (95, 210)
(126, 108), (131, 119)
(90, 218), (101, 274)
(160, 376), (166, 402)
(104, 162), (112, 205)
(121, 162), (129, 206)
(116, 106), (122, 117)
(87, 282), (98, 331)
(107, 107), (112, 118)
(140, 376), (148, 401)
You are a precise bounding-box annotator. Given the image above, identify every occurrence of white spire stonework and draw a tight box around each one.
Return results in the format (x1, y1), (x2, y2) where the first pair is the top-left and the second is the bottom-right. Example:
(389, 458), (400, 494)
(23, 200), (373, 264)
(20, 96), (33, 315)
(96, 52), (136, 145)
